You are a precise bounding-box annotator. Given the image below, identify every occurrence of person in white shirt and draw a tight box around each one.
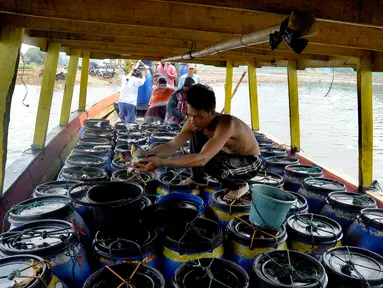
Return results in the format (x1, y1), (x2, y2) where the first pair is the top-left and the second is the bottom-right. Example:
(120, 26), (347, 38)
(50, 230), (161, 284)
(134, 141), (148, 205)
(177, 64), (200, 89)
(119, 68), (146, 122)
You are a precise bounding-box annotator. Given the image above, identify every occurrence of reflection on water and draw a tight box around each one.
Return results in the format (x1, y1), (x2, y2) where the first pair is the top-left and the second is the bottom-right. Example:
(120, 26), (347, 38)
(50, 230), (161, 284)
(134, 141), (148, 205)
(7, 78), (383, 186)
(7, 84), (119, 167)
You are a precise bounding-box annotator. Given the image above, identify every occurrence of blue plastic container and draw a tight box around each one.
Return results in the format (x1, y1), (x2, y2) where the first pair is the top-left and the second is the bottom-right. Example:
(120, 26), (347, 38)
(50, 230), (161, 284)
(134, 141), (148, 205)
(93, 228), (159, 268)
(63, 154), (108, 173)
(210, 190), (251, 227)
(202, 176), (222, 208)
(344, 208), (383, 254)
(137, 71), (153, 107)
(6, 195), (91, 243)
(298, 177), (346, 214)
(283, 165), (324, 192)
(320, 191), (377, 231)
(32, 180), (80, 198)
(57, 166), (109, 182)
(226, 215), (288, 272)
(0, 220), (93, 288)
(286, 191), (309, 218)
(260, 147), (288, 160)
(148, 132), (176, 146)
(0, 255), (68, 288)
(248, 171), (284, 189)
(111, 170), (158, 195)
(83, 262), (165, 288)
(71, 145), (113, 172)
(157, 171), (200, 196)
(156, 192), (205, 216)
(250, 184), (296, 228)
(286, 213), (343, 260)
(264, 156), (300, 176)
(162, 218), (224, 282)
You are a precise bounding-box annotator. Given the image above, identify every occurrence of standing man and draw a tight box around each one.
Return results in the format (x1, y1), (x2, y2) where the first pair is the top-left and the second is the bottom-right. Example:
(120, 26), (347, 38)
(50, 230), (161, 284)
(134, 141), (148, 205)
(134, 84), (261, 201)
(157, 61), (177, 88)
(119, 67), (146, 122)
(144, 76), (174, 123)
(164, 77), (195, 125)
(178, 64), (200, 89)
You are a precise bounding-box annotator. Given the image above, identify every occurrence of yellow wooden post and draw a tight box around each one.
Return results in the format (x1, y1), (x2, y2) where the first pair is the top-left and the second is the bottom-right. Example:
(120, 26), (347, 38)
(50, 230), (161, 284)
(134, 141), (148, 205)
(224, 61), (233, 114)
(248, 61), (259, 130)
(60, 49), (80, 126)
(287, 60), (301, 152)
(33, 43), (61, 149)
(79, 50), (90, 111)
(357, 59), (373, 189)
(0, 27), (24, 193)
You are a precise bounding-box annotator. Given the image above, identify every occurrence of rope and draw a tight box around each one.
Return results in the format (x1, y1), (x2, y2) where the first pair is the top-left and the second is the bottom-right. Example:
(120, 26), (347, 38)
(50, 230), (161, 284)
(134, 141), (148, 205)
(176, 219), (213, 255)
(0, 259), (52, 287)
(234, 216), (279, 249)
(2, 201), (45, 232)
(323, 68), (335, 98)
(105, 261), (142, 288)
(187, 258), (231, 288)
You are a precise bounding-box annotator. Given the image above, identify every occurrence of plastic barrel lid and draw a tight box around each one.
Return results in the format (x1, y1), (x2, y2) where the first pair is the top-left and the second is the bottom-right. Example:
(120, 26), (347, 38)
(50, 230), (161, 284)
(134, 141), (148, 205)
(34, 180), (80, 197)
(112, 158), (127, 170)
(59, 166), (109, 182)
(286, 213), (343, 243)
(112, 170), (154, 183)
(150, 132), (177, 142)
(9, 195), (70, 221)
(288, 191), (308, 212)
(94, 228), (158, 257)
(78, 137), (111, 146)
(68, 183), (98, 206)
(212, 190), (251, 211)
(83, 262), (165, 288)
(360, 208), (383, 230)
(82, 131), (114, 139)
(84, 118), (110, 125)
(303, 178), (346, 192)
(249, 171), (284, 187)
(0, 255), (53, 287)
(227, 215), (287, 248)
(140, 201), (199, 229)
(164, 218), (223, 253)
(260, 147), (288, 157)
(173, 258), (249, 288)
(252, 250), (328, 287)
(72, 145), (111, 155)
(65, 154), (107, 167)
(327, 191), (377, 211)
(265, 156), (299, 166)
(322, 246), (383, 286)
(158, 171), (193, 186)
(0, 220), (77, 257)
(284, 165), (323, 177)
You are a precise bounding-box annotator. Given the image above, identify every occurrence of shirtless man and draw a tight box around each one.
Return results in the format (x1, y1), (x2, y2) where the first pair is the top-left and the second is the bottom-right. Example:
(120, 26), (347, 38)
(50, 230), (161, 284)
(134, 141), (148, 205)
(133, 84), (261, 200)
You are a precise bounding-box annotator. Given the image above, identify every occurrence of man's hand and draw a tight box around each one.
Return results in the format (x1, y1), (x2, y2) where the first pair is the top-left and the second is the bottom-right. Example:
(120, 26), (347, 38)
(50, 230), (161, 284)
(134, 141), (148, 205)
(133, 157), (162, 173)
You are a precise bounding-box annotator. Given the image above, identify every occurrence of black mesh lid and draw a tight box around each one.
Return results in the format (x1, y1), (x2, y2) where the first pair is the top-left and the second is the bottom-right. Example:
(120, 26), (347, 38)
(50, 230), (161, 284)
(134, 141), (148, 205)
(284, 165), (323, 177)
(65, 154), (107, 167)
(172, 258), (248, 288)
(59, 166), (109, 182)
(286, 213), (342, 243)
(322, 246), (383, 286)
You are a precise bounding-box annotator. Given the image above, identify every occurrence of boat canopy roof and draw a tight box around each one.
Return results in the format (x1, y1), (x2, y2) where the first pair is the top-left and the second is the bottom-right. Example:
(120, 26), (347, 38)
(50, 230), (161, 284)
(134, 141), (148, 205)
(0, 0), (382, 69)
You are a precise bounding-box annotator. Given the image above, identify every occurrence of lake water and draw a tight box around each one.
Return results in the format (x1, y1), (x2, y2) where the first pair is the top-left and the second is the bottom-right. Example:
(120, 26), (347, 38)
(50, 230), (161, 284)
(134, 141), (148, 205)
(7, 78), (383, 186)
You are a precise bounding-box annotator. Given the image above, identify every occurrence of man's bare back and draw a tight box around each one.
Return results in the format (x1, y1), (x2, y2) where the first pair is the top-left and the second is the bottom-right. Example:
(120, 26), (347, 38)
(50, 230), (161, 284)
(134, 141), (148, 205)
(187, 114), (260, 156)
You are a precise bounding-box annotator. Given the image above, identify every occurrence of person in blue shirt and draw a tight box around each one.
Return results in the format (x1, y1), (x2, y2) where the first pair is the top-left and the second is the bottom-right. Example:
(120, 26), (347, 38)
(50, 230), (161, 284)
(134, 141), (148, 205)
(178, 64), (200, 89)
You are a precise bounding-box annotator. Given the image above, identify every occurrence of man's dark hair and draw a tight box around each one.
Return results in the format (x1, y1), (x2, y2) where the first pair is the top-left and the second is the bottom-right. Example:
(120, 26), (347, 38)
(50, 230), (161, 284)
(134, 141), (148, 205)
(185, 84), (216, 112)
(158, 76), (167, 85)
(183, 77), (195, 88)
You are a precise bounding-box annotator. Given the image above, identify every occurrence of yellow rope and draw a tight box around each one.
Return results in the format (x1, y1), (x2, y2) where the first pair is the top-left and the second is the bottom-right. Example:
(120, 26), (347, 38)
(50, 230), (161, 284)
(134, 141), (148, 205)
(106, 261), (142, 288)
(13, 259), (52, 287)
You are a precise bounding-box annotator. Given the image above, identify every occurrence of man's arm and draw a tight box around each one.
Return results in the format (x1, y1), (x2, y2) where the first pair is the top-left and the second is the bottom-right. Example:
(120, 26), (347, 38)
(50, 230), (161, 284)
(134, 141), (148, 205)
(165, 65), (177, 80)
(152, 120), (194, 158)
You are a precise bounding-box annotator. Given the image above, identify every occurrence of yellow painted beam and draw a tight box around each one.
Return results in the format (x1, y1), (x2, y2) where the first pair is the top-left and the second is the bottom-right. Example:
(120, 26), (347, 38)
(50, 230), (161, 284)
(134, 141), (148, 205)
(287, 60), (300, 152)
(357, 59), (373, 189)
(60, 49), (80, 126)
(248, 61), (259, 131)
(224, 61), (233, 114)
(0, 27), (24, 193)
(33, 43), (61, 149)
(79, 50), (90, 111)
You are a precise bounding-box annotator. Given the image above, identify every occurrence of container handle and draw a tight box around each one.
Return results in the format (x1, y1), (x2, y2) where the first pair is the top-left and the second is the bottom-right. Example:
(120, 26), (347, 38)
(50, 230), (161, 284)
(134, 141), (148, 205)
(108, 238), (144, 262)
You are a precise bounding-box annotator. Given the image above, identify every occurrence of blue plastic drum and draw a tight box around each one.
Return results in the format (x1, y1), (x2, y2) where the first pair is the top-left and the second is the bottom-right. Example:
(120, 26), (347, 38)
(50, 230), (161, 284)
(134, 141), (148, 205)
(6, 195), (91, 245)
(202, 176), (222, 208)
(63, 154), (108, 172)
(298, 177), (346, 214)
(344, 208), (383, 254)
(283, 165), (324, 193)
(264, 156), (300, 176)
(32, 180), (80, 198)
(0, 255), (68, 288)
(57, 166), (109, 182)
(156, 192), (205, 216)
(0, 220), (93, 288)
(148, 132), (176, 146)
(286, 191), (309, 219)
(162, 218), (224, 282)
(93, 228), (159, 269)
(157, 171), (200, 196)
(320, 191), (377, 231)
(71, 145), (113, 172)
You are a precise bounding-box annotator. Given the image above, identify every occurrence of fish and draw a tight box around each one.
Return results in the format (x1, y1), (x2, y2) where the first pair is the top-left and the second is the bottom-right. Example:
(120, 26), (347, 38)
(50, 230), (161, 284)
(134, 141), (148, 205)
(131, 144), (157, 159)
